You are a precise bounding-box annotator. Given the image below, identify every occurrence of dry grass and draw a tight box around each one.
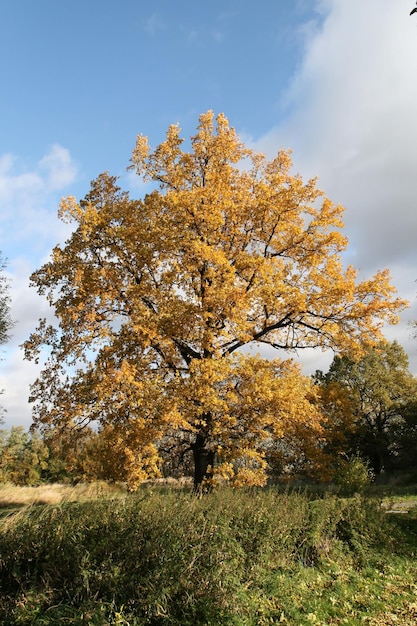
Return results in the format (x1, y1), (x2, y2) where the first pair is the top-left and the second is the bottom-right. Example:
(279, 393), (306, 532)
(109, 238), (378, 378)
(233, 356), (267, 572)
(0, 481), (127, 508)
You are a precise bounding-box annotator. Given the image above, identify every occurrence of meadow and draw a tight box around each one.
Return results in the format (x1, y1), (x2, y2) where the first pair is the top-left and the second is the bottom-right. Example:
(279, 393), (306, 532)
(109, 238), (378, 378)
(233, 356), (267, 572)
(1, 482), (417, 625)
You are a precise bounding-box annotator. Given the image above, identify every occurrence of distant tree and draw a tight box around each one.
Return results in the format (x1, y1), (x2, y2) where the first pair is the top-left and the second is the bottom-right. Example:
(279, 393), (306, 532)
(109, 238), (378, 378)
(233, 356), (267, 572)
(24, 111), (407, 490)
(315, 341), (417, 475)
(39, 425), (98, 484)
(0, 426), (49, 485)
(0, 253), (13, 423)
(0, 254), (12, 346)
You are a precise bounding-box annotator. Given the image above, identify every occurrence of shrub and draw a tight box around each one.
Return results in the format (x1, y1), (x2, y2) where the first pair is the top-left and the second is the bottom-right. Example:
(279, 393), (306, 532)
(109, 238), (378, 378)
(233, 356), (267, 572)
(334, 456), (374, 496)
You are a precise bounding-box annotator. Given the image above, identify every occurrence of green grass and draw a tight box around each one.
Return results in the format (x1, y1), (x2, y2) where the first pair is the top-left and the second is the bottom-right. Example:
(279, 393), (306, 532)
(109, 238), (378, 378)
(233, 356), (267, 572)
(1, 487), (417, 625)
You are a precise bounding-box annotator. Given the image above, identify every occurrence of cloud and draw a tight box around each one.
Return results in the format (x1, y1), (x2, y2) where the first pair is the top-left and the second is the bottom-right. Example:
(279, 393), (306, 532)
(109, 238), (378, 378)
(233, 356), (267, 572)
(0, 154), (43, 208)
(0, 147), (78, 428)
(251, 0), (417, 372)
(0, 145), (78, 204)
(39, 144), (78, 191)
(0, 259), (52, 430)
(0, 146), (78, 255)
(256, 0), (417, 272)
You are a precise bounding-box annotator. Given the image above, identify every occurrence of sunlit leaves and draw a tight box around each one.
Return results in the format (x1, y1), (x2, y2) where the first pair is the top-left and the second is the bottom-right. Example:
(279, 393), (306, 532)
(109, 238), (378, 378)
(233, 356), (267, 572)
(25, 111), (408, 488)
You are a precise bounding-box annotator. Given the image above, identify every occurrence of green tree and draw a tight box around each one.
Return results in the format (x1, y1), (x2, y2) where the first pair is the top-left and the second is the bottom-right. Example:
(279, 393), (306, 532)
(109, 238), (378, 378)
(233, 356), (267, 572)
(24, 112), (407, 490)
(315, 341), (417, 475)
(40, 425), (104, 483)
(0, 426), (49, 485)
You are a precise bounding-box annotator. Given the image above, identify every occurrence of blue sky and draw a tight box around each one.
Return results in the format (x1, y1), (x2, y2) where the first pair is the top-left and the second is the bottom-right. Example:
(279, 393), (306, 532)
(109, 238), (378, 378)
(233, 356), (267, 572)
(1, 1), (309, 184)
(1, 0), (417, 428)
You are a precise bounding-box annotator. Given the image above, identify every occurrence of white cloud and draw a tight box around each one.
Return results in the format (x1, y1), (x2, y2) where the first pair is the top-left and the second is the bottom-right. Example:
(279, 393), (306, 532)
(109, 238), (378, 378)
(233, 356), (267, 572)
(0, 147), (78, 428)
(39, 144), (78, 191)
(258, 0), (417, 269)
(0, 154), (43, 209)
(0, 259), (53, 429)
(0, 146), (78, 254)
(0, 145), (77, 205)
(252, 0), (417, 373)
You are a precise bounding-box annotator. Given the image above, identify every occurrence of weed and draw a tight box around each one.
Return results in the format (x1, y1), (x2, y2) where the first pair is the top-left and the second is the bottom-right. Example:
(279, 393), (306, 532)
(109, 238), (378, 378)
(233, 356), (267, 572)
(0, 487), (415, 625)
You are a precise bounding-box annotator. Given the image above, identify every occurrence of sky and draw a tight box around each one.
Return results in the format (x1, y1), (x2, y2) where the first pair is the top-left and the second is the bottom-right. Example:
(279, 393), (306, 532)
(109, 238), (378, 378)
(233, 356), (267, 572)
(1, 0), (417, 429)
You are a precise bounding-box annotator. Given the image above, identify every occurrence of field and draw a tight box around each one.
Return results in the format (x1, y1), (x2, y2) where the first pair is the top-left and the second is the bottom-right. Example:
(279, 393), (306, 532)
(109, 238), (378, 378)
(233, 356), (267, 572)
(1, 483), (417, 625)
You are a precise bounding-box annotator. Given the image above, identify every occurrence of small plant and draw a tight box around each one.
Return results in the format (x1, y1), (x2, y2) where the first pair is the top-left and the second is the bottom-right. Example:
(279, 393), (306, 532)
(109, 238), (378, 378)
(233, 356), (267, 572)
(334, 456), (375, 496)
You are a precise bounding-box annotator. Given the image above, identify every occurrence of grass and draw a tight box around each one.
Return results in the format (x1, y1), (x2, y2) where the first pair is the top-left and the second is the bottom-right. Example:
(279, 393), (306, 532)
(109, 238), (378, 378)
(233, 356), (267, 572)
(0, 480), (127, 508)
(0, 484), (417, 625)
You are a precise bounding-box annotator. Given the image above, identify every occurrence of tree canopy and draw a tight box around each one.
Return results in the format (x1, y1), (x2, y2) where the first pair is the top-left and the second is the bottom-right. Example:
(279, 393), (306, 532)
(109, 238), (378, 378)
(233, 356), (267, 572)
(315, 340), (417, 474)
(24, 111), (407, 489)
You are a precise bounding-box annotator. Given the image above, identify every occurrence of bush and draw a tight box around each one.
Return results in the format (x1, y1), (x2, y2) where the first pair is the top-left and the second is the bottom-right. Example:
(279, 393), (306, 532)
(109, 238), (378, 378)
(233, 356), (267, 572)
(334, 456), (374, 496)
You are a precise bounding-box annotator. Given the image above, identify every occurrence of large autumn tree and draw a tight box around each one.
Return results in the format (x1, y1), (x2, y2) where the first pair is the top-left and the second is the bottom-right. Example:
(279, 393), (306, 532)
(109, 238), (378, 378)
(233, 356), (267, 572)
(24, 111), (407, 489)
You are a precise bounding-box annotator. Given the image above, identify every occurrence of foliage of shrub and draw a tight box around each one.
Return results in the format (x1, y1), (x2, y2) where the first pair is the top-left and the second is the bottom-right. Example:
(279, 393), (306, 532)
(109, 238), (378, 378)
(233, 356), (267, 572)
(334, 456), (375, 496)
(0, 487), (411, 625)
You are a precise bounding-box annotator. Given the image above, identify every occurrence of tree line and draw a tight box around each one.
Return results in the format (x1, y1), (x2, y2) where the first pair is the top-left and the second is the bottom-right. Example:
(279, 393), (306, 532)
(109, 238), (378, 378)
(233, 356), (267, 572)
(1, 339), (416, 487)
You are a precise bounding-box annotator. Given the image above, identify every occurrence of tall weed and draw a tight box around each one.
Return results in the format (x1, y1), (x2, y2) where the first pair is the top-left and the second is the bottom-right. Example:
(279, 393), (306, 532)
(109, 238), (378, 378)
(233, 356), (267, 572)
(0, 487), (408, 625)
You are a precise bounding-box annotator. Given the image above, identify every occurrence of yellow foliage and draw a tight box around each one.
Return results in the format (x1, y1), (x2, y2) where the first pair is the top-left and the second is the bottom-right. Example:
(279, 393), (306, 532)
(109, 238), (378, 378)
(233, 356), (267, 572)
(25, 111), (408, 488)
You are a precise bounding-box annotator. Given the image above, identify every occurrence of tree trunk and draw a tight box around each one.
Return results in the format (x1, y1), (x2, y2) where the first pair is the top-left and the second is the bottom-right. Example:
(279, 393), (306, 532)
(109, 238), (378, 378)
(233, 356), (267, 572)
(192, 432), (215, 492)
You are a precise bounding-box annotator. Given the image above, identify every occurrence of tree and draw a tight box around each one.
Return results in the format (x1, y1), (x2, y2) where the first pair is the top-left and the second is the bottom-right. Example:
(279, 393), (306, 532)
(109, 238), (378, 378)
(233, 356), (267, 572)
(24, 111), (407, 490)
(312, 374), (358, 479)
(0, 253), (13, 423)
(40, 425), (102, 484)
(315, 341), (417, 475)
(0, 426), (49, 485)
